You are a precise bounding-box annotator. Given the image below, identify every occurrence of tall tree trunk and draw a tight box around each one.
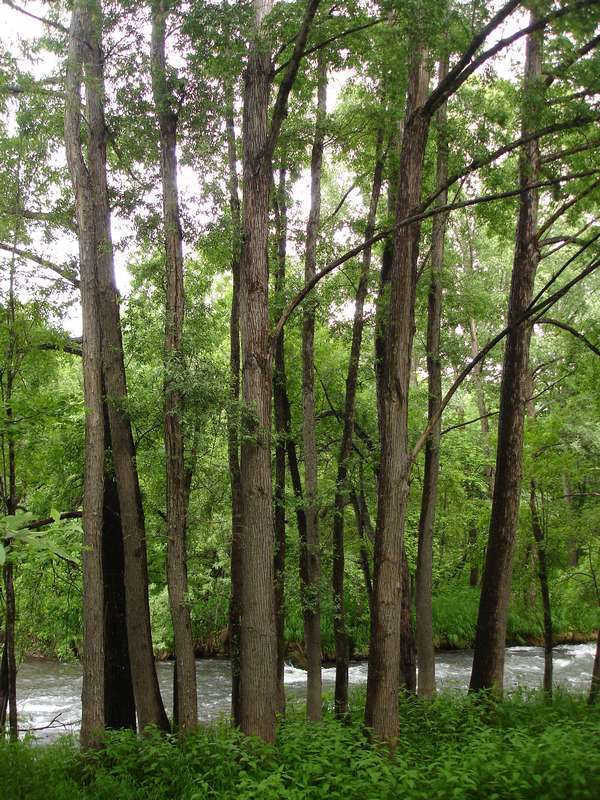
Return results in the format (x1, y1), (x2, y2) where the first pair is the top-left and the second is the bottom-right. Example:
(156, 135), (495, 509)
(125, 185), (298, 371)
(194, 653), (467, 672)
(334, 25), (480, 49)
(529, 482), (553, 695)
(65, 0), (169, 736)
(301, 54), (326, 722)
(238, 0), (320, 741)
(273, 165), (289, 715)
(365, 44), (430, 746)
(332, 130), (384, 716)
(64, 9), (105, 738)
(238, 1), (278, 741)
(470, 16), (543, 694)
(151, 0), (197, 732)
(225, 86), (244, 727)
(415, 55), (448, 699)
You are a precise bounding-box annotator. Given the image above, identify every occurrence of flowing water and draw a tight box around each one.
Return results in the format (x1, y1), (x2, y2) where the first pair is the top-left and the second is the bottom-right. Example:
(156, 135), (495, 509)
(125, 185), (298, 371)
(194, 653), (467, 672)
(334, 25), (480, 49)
(15, 641), (597, 740)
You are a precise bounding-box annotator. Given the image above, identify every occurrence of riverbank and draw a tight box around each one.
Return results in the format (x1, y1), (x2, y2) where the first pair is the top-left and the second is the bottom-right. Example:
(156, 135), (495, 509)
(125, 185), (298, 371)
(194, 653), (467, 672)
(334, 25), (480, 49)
(3, 692), (600, 799)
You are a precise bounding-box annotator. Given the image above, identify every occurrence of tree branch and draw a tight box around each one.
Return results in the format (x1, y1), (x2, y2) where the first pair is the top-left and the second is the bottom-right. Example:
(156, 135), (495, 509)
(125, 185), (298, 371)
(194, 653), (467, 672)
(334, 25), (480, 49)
(411, 253), (600, 462)
(537, 317), (600, 357)
(0, 0), (69, 34)
(266, 0), (322, 159)
(0, 242), (79, 286)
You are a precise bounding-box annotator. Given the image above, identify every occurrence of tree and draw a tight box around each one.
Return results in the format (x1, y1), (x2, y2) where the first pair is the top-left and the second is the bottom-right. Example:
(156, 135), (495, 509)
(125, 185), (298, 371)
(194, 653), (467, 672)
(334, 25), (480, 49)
(150, 0), (197, 731)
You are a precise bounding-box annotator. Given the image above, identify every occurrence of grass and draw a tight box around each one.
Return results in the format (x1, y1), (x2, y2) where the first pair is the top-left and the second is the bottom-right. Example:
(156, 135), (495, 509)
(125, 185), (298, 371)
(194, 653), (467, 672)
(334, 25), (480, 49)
(2, 690), (600, 799)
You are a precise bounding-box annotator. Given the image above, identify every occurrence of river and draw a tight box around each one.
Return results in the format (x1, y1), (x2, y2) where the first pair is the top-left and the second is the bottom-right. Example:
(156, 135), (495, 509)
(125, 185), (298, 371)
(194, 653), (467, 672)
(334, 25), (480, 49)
(15, 641), (596, 740)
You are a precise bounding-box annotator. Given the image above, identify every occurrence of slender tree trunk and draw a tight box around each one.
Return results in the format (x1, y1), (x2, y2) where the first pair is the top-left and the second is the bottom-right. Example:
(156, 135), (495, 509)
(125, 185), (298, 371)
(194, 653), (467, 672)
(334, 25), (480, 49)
(65, 0), (169, 735)
(399, 547), (416, 692)
(0, 642), (7, 730)
(415, 55), (448, 698)
(151, 0), (197, 731)
(470, 17), (543, 694)
(273, 165), (289, 715)
(332, 131), (384, 716)
(225, 86), (244, 727)
(365, 44), (430, 745)
(589, 626), (600, 704)
(2, 567), (16, 740)
(301, 54), (327, 722)
(351, 490), (373, 615)
(468, 315), (491, 587)
(529, 482), (553, 695)
(238, 3), (278, 741)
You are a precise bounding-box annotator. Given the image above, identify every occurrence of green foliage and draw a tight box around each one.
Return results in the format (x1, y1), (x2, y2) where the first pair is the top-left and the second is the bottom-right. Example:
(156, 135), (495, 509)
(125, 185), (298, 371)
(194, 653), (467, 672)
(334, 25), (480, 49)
(2, 693), (600, 799)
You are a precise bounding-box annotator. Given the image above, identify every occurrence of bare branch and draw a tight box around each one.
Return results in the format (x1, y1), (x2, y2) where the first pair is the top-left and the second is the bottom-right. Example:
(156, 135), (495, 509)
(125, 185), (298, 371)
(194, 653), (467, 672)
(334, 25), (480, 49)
(0, 242), (79, 286)
(0, 0), (69, 34)
(411, 253), (600, 462)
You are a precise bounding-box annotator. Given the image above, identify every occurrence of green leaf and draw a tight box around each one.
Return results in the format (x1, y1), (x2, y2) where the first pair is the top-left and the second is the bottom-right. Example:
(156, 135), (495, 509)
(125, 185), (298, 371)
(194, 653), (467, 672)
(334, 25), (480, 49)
(0, 541), (5, 566)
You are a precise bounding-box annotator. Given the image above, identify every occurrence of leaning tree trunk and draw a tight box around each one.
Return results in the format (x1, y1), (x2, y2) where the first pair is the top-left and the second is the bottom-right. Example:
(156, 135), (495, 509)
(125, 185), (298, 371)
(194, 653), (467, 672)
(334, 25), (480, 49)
(224, 85), (244, 727)
(470, 16), (543, 694)
(365, 44), (430, 746)
(65, 0), (169, 735)
(301, 54), (326, 722)
(151, 0), (197, 732)
(332, 130), (384, 716)
(415, 54), (448, 699)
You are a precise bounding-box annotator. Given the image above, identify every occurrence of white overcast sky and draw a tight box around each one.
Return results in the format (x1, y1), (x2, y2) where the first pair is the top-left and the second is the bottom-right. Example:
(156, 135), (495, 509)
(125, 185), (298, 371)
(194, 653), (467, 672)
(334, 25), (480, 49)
(1, 1), (527, 336)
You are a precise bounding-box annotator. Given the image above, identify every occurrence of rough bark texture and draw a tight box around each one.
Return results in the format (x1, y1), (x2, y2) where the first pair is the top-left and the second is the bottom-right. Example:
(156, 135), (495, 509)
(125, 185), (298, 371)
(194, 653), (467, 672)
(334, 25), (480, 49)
(239, 4), (278, 741)
(365, 45), (430, 745)
(225, 87), (244, 727)
(151, 0), (197, 731)
(273, 166), (288, 715)
(301, 55), (326, 722)
(102, 453), (136, 730)
(238, 0), (320, 740)
(65, 0), (169, 735)
(332, 131), (384, 716)
(64, 2), (105, 745)
(415, 55), (448, 698)
(470, 18), (543, 694)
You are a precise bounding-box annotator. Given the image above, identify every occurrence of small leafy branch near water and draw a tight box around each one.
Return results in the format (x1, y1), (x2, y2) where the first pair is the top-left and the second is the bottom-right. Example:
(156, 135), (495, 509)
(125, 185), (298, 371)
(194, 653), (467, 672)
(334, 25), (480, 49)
(2, 692), (600, 800)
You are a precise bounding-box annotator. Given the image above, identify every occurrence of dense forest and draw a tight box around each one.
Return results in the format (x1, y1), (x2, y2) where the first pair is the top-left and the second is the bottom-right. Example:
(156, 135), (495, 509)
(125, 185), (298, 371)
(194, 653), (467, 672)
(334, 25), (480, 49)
(1, 0), (600, 795)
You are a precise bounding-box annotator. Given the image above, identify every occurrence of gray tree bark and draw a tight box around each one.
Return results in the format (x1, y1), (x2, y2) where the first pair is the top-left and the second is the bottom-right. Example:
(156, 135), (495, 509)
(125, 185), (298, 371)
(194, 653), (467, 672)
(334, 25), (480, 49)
(415, 54), (449, 699)
(470, 15), (543, 693)
(151, 0), (197, 732)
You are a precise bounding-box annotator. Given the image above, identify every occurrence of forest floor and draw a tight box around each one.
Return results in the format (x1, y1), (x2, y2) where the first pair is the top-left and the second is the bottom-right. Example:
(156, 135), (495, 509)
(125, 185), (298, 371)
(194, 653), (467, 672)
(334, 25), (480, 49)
(2, 690), (599, 799)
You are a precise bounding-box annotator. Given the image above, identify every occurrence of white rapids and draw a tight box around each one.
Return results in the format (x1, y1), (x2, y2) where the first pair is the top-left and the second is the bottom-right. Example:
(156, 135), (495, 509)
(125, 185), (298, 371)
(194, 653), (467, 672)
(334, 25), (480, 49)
(14, 641), (597, 740)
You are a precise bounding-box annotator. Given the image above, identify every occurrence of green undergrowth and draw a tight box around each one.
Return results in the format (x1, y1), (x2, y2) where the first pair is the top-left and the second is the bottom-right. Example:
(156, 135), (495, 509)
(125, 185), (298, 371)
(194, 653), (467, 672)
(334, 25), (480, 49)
(2, 691), (600, 799)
